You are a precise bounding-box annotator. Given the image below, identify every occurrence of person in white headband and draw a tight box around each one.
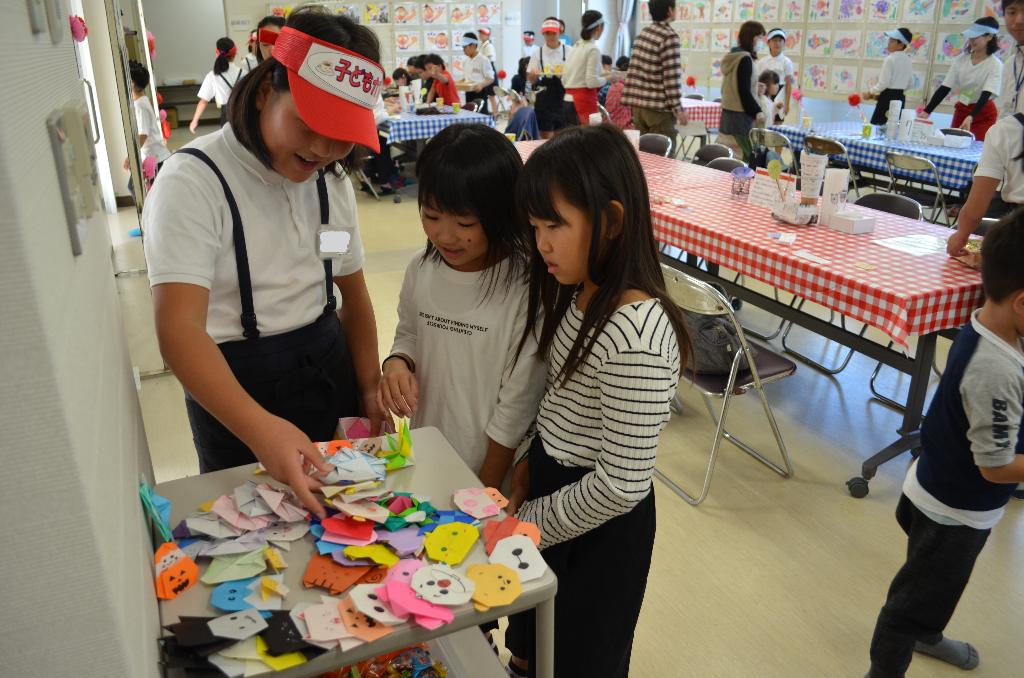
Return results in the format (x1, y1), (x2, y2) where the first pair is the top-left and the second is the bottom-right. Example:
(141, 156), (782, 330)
(563, 10), (620, 122)
(756, 27), (795, 122)
(861, 27), (913, 125)
(461, 31), (496, 113)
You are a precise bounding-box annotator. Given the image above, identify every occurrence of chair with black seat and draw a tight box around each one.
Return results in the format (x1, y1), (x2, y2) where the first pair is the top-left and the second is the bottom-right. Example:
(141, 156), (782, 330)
(639, 133), (673, 157)
(685, 93), (705, 100)
(749, 128), (799, 172)
(657, 265), (796, 506)
(692, 143), (732, 166)
(706, 156), (747, 172)
(804, 135), (859, 198)
(854, 192), (923, 220)
(884, 152), (952, 226)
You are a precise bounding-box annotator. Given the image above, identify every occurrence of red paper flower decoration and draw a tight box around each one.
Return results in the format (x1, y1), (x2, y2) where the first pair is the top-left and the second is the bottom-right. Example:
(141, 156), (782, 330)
(497, 70), (508, 80)
(791, 87), (803, 101)
(157, 92), (164, 105)
(384, 76), (393, 85)
(147, 30), (156, 56)
(686, 75), (696, 87)
(69, 15), (88, 42)
(848, 93), (862, 107)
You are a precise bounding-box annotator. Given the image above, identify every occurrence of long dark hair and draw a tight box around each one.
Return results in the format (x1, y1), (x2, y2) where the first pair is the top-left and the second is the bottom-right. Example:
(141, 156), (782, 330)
(255, 15), (286, 63)
(515, 124), (690, 383)
(580, 10), (603, 40)
(227, 6), (379, 174)
(415, 123), (529, 299)
(737, 21), (766, 57)
(214, 37), (235, 75)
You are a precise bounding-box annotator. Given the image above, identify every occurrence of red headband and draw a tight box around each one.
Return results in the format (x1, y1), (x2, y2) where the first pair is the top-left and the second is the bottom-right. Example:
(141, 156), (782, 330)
(259, 28), (280, 45)
(217, 45), (237, 59)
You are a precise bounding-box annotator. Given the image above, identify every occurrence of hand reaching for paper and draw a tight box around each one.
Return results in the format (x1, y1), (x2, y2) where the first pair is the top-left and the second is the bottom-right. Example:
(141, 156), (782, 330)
(246, 414), (330, 518)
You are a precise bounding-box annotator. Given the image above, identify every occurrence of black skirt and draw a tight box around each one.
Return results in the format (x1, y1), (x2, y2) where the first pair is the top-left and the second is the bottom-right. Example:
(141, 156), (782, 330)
(185, 312), (359, 472)
(504, 435), (657, 678)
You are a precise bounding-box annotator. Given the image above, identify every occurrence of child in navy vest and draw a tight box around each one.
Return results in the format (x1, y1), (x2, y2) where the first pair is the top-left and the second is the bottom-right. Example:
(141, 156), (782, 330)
(866, 210), (1024, 678)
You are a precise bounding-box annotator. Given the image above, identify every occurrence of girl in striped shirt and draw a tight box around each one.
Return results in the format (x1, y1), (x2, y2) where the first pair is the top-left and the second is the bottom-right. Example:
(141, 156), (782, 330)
(504, 124), (689, 678)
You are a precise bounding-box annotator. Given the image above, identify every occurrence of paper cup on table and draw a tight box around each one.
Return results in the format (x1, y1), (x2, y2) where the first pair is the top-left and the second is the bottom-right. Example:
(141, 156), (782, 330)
(588, 112), (602, 125)
(625, 129), (641, 148)
(452, 102), (460, 113)
(819, 168), (850, 226)
(437, 98), (445, 107)
(799, 150), (828, 207)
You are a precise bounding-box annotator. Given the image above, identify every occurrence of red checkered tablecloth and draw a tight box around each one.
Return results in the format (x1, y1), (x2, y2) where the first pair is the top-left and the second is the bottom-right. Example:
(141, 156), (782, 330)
(680, 99), (721, 129)
(516, 141), (983, 349)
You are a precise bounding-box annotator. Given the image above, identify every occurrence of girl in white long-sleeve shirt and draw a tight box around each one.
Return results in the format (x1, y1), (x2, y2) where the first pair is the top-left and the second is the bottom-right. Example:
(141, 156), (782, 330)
(863, 27), (913, 125)
(564, 10), (621, 122)
(378, 123), (546, 489)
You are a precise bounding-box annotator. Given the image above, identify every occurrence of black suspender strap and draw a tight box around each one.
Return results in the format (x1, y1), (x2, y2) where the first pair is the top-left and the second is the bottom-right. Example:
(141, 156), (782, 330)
(177, 148), (260, 339)
(316, 171), (337, 314)
(219, 71), (241, 91)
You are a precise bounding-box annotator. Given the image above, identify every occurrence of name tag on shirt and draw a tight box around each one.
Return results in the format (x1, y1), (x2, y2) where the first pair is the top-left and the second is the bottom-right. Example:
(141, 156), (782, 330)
(318, 228), (351, 259)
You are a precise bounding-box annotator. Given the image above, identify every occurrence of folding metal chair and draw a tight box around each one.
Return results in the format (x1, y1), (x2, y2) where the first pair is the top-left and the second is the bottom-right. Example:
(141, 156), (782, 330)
(750, 128), (798, 172)
(639, 133), (673, 157)
(692, 143), (733, 166)
(597, 103), (612, 123)
(885, 152), (952, 226)
(685, 93), (705, 100)
(804, 135), (859, 198)
(677, 120), (710, 160)
(854, 192), (923, 220)
(706, 156), (746, 172)
(656, 265), (796, 506)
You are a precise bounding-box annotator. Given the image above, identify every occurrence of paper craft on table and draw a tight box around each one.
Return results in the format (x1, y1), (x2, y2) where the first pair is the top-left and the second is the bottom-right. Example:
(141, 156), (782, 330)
(453, 486), (506, 519)
(467, 563), (522, 611)
(233, 481), (274, 518)
(154, 541), (199, 600)
(344, 543), (400, 568)
(339, 595), (396, 642)
(339, 416), (374, 440)
(199, 532), (266, 558)
(216, 635), (262, 662)
(255, 483), (308, 522)
(139, 481), (173, 542)
(482, 515), (541, 554)
(489, 534), (548, 582)
(260, 575), (289, 600)
(376, 526), (424, 557)
(411, 563), (475, 606)
(334, 499), (391, 523)
(289, 601), (359, 652)
(186, 512), (243, 540)
(254, 635), (306, 671)
(350, 583), (406, 625)
(201, 548), (267, 584)
(332, 550), (375, 567)
(211, 494), (272, 532)
(385, 557), (426, 585)
(322, 515), (376, 541)
(244, 573), (284, 610)
(872, 234), (947, 256)
(424, 522), (479, 565)
(377, 579), (454, 629)
(261, 610), (307, 656)
(263, 546), (287, 571)
(208, 609), (268, 642)
(210, 578), (259, 612)
(301, 597), (354, 643)
(302, 552), (371, 595)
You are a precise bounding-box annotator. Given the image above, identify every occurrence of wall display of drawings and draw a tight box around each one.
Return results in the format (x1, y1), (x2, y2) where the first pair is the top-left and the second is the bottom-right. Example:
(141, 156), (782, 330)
(637, 0), (992, 107)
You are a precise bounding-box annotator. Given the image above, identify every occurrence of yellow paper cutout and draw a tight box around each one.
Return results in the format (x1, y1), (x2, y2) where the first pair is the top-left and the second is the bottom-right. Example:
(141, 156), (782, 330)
(424, 522), (479, 566)
(344, 543), (399, 568)
(198, 500), (214, 513)
(255, 636), (306, 671)
(468, 563), (521, 611)
(259, 575), (289, 600)
(264, 546), (287, 571)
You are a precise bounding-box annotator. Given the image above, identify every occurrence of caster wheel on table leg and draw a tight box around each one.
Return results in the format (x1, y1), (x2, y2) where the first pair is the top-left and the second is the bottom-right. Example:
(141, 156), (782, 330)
(846, 476), (869, 498)
(393, 195), (402, 203)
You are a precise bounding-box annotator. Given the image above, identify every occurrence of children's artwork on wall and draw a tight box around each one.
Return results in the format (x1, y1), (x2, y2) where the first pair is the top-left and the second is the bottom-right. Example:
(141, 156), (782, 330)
(864, 31), (890, 58)
(907, 31), (931, 61)
(837, 0), (865, 20)
(714, 0), (734, 21)
(981, 0), (1002, 17)
(784, 28), (803, 51)
(694, 0), (713, 20)
(809, 0), (833, 21)
(395, 32), (421, 52)
(783, 0), (805, 19)
(736, 0), (757, 20)
(870, 0), (901, 18)
(422, 3), (447, 25)
(678, 27), (693, 50)
(693, 29), (711, 50)
(997, 33), (1014, 59)
(451, 29), (467, 49)
(806, 29), (832, 56)
(449, 4), (473, 24)
(711, 57), (724, 79)
(639, 1), (653, 22)
(451, 55), (467, 78)
(476, 3), (501, 24)
(425, 31), (449, 51)
(712, 28), (732, 50)
(908, 68), (927, 97)
(832, 65), (859, 93)
(935, 32), (966, 62)
(940, 0), (976, 19)
(860, 66), (881, 91)
(903, 0), (937, 22)
(757, 0), (781, 20)
(929, 71), (957, 103)
(363, 3), (389, 23)
(833, 30), (861, 57)
(805, 62), (829, 90)
(393, 3), (418, 25)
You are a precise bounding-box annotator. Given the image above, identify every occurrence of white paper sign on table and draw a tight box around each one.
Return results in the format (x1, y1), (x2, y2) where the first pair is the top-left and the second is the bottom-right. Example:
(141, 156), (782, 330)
(748, 168), (796, 209)
(819, 168), (850, 226)
(872, 235), (947, 256)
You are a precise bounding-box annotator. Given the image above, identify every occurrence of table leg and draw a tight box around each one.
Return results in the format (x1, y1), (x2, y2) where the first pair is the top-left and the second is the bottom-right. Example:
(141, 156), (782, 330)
(846, 333), (936, 498)
(534, 597), (555, 678)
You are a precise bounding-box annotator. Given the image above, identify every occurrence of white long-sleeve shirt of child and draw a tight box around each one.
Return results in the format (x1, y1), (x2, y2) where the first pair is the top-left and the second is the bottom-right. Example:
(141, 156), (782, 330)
(871, 50), (912, 94)
(389, 251), (547, 472)
(563, 39), (606, 90)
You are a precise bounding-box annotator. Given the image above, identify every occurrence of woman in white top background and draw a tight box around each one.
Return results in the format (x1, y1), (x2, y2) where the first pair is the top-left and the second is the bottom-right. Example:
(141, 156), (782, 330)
(756, 28), (795, 123)
(918, 17), (1002, 141)
(863, 28), (913, 125)
(563, 10), (621, 124)
(144, 8), (388, 516)
(189, 37), (243, 132)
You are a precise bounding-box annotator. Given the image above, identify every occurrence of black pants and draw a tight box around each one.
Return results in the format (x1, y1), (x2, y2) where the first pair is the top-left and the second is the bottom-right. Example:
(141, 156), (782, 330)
(366, 133), (397, 185)
(185, 313), (359, 472)
(868, 495), (991, 678)
(871, 89), (905, 126)
(505, 436), (656, 678)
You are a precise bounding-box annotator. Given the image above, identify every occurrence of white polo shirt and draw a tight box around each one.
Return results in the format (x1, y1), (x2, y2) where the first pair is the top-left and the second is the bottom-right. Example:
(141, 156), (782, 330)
(198, 63), (243, 106)
(756, 52), (795, 82)
(999, 45), (1024, 116)
(133, 95), (171, 163)
(974, 113), (1024, 203)
(143, 124), (365, 343)
(527, 42), (572, 76)
(871, 51), (913, 93)
(464, 52), (495, 86)
(942, 53), (1002, 106)
(241, 52), (258, 75)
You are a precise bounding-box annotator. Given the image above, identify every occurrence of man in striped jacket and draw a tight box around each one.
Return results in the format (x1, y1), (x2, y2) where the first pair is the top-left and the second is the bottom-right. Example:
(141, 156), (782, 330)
(621, 0), (687, 149)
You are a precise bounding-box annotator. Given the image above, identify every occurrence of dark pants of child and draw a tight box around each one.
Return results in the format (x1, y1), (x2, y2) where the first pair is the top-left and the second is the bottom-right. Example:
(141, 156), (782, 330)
(868, 495), (990, 678)
(504, 435), (656, 678)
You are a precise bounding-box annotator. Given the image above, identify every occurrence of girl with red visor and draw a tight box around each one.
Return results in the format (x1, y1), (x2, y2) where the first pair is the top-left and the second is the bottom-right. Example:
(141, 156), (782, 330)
(143, 7), (389, 517)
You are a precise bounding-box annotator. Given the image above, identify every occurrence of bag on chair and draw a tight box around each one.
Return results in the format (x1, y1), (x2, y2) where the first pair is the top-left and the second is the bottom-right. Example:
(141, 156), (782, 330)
(682, 303), (758, 375)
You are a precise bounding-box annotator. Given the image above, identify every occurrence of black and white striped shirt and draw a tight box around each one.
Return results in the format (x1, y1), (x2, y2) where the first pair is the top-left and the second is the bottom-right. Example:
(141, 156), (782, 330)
(518, 298), (681, 548)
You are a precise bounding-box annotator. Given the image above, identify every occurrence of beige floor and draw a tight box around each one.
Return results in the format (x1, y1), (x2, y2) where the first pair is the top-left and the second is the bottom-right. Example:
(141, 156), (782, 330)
(110, 147), (1023, 677)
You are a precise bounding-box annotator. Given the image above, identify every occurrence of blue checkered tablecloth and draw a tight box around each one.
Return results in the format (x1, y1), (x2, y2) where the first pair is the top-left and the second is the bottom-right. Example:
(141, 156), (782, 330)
(767, 121), (983, 191)
(386, 110), (494, 143)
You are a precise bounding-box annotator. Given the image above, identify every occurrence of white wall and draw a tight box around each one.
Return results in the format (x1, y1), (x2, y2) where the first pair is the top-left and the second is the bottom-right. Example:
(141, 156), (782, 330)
(83, 0), (131, 196)
(0, 3), (160, 676)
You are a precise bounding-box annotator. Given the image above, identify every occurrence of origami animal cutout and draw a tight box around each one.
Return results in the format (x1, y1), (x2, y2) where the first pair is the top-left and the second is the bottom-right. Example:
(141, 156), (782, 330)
(154, 542), (198, 600)
(301, 599), (351, 642)
(467, 563), (522, 611)
(344, 544), (399, 568)
(261, 611), (307, 656)
(164, 617), (219, 648)
(484, 487), (509, 508)
(200, 549), (267, 585)
(377, 579), (453, 630)
(210, 578), (259, 612)
(208, 609), (268, 641)
(260, 522), (309, 543)
(453, 487), (503, 519)
(254, 635), (306, 671)
(302, 553), (370, 595)
(349, 583), (405, 625)
(482, 515), (541, 554)
(321, 515), (376, 542)
(411, 563), (475, 606)
(377, 526), (424, 557)
(489, 534), (547, 582)
(339, 595), (395, 642)
(335, 499), (390, 523)
(423, 522), (479, 565)
(356, 566), (390, 585)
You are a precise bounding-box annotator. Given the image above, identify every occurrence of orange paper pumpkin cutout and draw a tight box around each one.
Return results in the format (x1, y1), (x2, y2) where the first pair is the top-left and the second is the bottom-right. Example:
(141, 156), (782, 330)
(338, 595), (394, 642)
(154, 541), (198, 600)
(302, 553), (370, 595)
